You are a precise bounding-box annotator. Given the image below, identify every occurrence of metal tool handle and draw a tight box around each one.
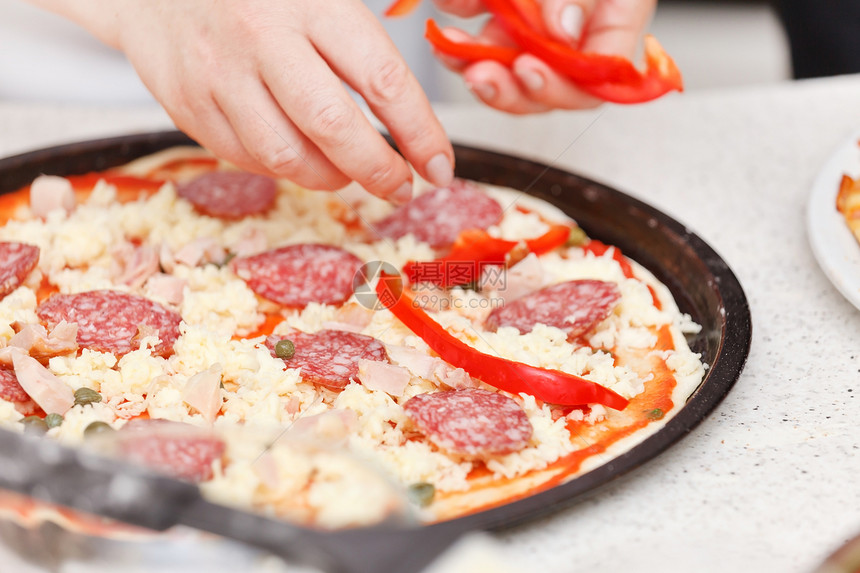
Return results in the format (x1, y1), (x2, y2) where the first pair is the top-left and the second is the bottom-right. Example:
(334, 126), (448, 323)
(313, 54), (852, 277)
(0, 428), (462, 573)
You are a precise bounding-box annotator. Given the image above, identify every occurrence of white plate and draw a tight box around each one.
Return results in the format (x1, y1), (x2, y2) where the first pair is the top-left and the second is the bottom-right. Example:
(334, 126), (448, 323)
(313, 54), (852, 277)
(807, 129), (860, 310)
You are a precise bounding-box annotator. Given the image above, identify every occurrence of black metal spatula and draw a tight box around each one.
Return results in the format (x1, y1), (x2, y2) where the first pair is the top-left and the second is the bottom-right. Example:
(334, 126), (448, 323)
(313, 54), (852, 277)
(0, 428), (465, 573)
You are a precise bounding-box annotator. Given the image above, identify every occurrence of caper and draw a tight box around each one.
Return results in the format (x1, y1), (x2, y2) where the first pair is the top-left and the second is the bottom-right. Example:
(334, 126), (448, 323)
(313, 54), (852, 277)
(565, 226), (589, 247)
(74, 387), (102, 407)
(274, 339), (296, 360)
(217, 252), (236, 268)
(646, 408), (664, 421)
(44, 413), (64, 429)
(20, 416), (48, 435)
(83, 421), (114, 438)
(407, 482), (436, 507)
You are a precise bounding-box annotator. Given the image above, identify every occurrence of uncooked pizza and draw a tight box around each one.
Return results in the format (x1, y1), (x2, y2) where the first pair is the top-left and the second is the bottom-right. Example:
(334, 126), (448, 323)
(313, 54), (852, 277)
(0, 147), (705, 531)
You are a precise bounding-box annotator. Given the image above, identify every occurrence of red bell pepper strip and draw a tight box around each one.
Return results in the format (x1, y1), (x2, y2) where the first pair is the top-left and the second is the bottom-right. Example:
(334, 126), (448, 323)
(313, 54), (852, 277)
(142, 156), (220, 179)
(481, 0), (641, 85)
(402, 254), (504, 290)
(384, 0), (422, 17)
(577, 36), (683, 104)
(583, 239), (665, 307)
(581, 239), (634, 279)
(425, 19), (523, 67)
(404, 224), (571, 288)
(65, 173), (166, 195)
(505, 0), (546, 35)
(375, 275), (629, 409)
(449, 223), (570, 261)
(583, 240), (665, 307)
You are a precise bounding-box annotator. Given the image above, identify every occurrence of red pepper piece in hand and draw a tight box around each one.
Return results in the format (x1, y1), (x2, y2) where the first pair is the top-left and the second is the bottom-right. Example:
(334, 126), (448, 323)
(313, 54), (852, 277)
(385, 0), (682, 104)
(481, 0), (641, 85)
(375, 275), (629, 410)
(404, 224), (571, 288)
(425, 19), (523, 67)
(384, 0), (423, 17)
(577, 36), (684, 104)
(505, 0), (546, 35)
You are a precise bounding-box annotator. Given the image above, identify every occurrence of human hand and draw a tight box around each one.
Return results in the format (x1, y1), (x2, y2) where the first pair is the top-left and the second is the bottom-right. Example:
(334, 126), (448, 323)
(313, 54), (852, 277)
(33, 0), (455, 202)
(430, 0), (657, 113)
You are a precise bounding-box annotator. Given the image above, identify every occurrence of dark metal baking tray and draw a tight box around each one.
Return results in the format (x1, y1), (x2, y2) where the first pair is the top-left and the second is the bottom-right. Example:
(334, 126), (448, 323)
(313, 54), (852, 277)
(0, 131), (752, 571)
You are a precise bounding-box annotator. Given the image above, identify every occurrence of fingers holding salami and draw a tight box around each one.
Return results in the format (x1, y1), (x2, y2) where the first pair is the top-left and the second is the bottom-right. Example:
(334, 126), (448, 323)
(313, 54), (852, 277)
(70, 0), (453, 202)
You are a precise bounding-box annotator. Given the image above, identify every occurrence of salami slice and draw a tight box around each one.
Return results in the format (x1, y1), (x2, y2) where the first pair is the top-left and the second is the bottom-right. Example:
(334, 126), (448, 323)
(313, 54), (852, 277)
(373, 180), (503, 248)
(485, 279), (621, 339)
(267, 330), (387, 390)
(177, 172), (277, 219)
(36, 290), (182, 357)
(231, 244), (363, 307)
(404, 388), (532, 457)
(0, 242), (39, 300)
(0, 366), (39, 416)
(117, 419), (225, 483)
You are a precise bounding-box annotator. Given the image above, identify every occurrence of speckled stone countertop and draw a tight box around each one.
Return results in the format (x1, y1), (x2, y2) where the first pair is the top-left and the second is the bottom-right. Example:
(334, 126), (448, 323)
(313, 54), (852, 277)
(2, 74), (860, 573)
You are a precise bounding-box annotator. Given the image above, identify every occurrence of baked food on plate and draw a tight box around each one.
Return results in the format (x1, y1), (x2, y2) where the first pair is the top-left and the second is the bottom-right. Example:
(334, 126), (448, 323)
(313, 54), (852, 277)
(0, 146), (705, 531)
(837, 141), (860, 243)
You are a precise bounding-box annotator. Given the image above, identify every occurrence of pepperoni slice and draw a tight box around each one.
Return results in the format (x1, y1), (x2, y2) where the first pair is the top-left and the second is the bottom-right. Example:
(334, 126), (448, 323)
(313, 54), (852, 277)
(373, 180), (503, 248)
(0, 242), (39, 300)
(0, 366), (39, 416)
(177, 172), (277, 219)
(36, 290), (182, 357)
(231, 244), (363, 307)
(404, 388), (532, 457)
(117, 419), (225, 483)
(267, 330), (387, 390)
(485, 279), (621, 339)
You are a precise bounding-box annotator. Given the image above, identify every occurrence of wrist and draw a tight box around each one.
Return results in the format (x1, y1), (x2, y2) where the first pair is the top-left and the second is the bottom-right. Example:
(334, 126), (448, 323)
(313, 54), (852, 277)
(24, 0), (123, 48)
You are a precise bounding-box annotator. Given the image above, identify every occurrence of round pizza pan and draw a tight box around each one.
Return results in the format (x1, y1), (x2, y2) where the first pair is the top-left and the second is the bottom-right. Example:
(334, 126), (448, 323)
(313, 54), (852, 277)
(0, 131), (752, 546)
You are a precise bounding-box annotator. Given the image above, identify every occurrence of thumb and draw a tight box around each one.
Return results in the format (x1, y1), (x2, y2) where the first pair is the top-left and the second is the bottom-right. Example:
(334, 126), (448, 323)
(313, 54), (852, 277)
(576, 0), (657, 58)
(540, 0), (597, 45)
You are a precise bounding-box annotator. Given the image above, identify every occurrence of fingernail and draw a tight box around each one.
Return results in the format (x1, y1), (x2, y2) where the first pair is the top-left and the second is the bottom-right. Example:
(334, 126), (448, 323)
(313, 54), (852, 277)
(468, 81), (497, 101)
(425, 153), (454, 187)
(517, 68), (545, 92)
(390, 181), (413, 205)
(560, 4), (584, 42)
